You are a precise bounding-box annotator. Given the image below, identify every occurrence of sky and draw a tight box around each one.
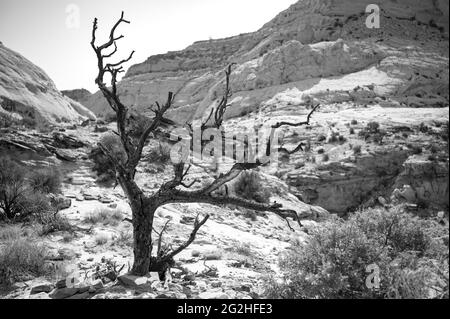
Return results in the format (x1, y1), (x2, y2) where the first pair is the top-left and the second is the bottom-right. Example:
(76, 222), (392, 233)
(0, 0), (297, 92)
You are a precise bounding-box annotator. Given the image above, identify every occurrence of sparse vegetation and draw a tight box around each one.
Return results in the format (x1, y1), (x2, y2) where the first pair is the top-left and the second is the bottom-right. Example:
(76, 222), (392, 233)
(29, 167), (62, 194)
(0, 239), (49, 285)
(37, 212), (72, 236)
(143, 142), (172, 170)
(95, 233), (109, 245)
(89, 133), (127, 183)
(0, 158), (60, 221)
(234, 171), (271, 204)
(265, 206), (449, 299)
(359, 121), (385, 144)
(84, 208), (124, 226)
(352, 144), (362, 155)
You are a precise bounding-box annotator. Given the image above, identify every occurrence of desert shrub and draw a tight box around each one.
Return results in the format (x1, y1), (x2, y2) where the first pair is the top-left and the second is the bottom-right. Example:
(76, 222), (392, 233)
(367, 121), (380, 133)
(351, 119), (358, 125)
(127, 112), (152, 138)
(265, 206), (448, 299)
(89, 133), (126, 183)
(0, 158), (52, 220)
(144, 142), (171, 166)
(349, 127), (355, 135)
(0, 239), (49, 285)
(243, 209), (257, 221)
(37, 212), (72, 236)
(329, 134), (338, 143)
(317, 148), (325, 154)
(29, 167), (62, 194)
(95, 233), (109, 245)
(84, 208), (123, 226)
(17, 191), (53, 220)
(115, 230), (132, 247)
(418, 122), (430, 134)
(233, 244), (253, 257)
(0, 225), (22, 241)
(430, 144), (440, 154)
(322, 154), (330, 162)
(353, 145), (362, 155)
(234, 171), (270, 204)
(317, 134), (326, 142)
(410, 145), (423, 155)
(359, 122), (385, 144)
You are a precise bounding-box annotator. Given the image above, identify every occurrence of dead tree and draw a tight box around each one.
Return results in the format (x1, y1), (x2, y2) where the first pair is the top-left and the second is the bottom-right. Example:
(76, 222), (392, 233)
(91, 12), (319, 276)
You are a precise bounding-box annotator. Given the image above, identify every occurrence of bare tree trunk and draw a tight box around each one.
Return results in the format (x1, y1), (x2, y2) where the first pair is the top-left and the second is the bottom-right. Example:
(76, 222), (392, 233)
(131, 200), (155, 276)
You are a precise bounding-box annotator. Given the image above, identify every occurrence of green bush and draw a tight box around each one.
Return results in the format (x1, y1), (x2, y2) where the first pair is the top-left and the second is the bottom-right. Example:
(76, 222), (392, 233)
(234, 171), (270, 204)
(265, 206), (448, 299)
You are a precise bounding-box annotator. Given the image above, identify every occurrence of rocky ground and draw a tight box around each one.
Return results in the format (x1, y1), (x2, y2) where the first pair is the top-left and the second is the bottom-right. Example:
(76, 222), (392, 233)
(0, 97), (448, 299)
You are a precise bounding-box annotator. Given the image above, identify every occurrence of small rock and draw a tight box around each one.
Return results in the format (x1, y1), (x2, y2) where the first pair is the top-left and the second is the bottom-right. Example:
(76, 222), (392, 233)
(83, 194), (97, 201)
(198, 291), (229, 299)
(148, 272), (160, 283)
(118, 274), (148, 288)
(31, 284), (54, 294)
(31, 292), (51, 299)
(378, 196), (387, 206)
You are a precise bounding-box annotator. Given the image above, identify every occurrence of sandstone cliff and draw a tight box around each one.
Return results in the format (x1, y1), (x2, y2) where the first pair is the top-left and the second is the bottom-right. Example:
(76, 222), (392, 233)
(84, 0), (448, 123)
(83, 0), (448, 215)
(0, 43), (96, 126)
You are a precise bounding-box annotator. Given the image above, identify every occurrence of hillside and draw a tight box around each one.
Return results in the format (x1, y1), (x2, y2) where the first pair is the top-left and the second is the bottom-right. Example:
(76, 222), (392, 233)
(84, 0), (449, 123)
(0, 42), (96, 126)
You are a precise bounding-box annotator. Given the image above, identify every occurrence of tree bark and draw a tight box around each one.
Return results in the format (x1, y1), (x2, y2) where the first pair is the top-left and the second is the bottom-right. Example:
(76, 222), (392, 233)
(130, 201), (155, 276)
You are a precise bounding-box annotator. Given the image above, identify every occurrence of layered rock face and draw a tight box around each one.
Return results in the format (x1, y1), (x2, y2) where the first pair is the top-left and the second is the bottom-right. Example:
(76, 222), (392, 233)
(0, 43), (96, 126)
(61, 89), (92, 106)
(84, 0), (448, 122)
(83, 0), (448, 215)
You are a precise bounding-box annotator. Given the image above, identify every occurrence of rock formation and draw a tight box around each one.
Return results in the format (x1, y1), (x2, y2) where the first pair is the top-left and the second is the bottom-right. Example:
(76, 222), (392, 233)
(84, 0), (448, 123)
(80, 0), (448, 216)
(61, 89), (92, 106)
(0, 43), (96, 126)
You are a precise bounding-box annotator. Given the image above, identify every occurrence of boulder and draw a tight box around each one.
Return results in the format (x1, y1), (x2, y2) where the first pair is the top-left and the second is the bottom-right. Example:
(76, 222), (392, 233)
(30, 284), (54, 294)
(118, 274), (149, 288)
